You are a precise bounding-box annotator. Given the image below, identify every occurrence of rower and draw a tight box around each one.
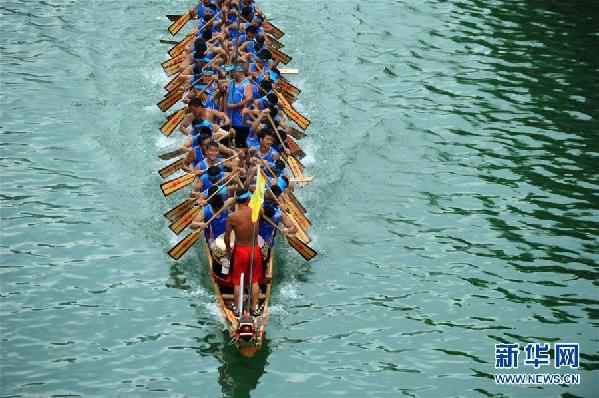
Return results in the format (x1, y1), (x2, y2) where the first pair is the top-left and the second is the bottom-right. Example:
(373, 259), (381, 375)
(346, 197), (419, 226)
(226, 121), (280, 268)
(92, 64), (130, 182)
(224, 189), (263, 317)
(179, 97), (231, 138)
(182, 132), (211, 173)
(192, 165), (228, 200)
(192, 185), (231, 244)
(259, 202), (297, 248)
(198, 141), (239, 172)
(226, 65), (253, 148)
(249, 130), (280, 164)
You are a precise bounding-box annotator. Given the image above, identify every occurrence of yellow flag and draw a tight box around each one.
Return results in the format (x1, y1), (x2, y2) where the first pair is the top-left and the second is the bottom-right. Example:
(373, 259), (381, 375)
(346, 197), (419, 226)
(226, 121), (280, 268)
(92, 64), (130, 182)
(249, 166), (265, 222)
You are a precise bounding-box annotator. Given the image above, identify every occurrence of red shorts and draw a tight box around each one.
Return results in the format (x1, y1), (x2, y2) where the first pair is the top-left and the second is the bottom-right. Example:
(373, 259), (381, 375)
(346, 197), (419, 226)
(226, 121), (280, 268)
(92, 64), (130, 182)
(232, 245), (262, 285)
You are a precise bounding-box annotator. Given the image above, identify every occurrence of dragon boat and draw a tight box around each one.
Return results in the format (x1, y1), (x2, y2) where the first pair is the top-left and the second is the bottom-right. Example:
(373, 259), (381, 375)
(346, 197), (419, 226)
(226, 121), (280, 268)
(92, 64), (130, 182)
(157, 0), (317, 358)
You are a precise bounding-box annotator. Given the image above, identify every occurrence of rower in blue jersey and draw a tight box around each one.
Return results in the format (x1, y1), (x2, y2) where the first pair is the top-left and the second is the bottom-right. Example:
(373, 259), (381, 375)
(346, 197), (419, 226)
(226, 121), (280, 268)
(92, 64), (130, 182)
(236, 25), (257, 48)
(250, 130), (279, 163)
(182, 132), (212, 174)
(195, 166), (227, 196)
(239, 33), (265, 57)
(226, 65), (253, 148)
(249, 49), (273, 78)
(258, 203), (297, 248)
(191, 186), (231, 244)
(197, 141), (229, 173)
(179, 97), (231, 139)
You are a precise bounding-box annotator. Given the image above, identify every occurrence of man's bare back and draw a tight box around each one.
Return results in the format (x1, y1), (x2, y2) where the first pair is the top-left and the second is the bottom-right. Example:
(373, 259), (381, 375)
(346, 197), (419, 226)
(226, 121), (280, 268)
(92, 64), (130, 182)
(225, 205), (258, 248)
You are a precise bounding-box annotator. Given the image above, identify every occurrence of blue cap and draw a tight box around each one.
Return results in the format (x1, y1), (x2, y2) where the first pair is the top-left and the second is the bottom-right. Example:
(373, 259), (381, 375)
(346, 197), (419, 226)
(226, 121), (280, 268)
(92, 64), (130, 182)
(235, 65), (244, 72)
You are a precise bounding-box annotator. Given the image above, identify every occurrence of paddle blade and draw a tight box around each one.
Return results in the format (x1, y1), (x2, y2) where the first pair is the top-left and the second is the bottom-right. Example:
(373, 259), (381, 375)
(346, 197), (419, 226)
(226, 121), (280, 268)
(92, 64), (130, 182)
(277, 77), (301, 97)
(161, 53), (185, 69)
(265, 21), (284, 39)
(284, 211), (311, 243)
(168, 34), (194, 58)
(160, 108), (186, 136)
(271, 48), (291, 65)
(158, 157), (185, 178)
(168, 12), (190, 36)
(164, 75), (182, 92)
(168, 230), (201, 260)
(164, 198), (195, 221)
(282, 198), (311, 231)
(276, 92), (310, 130)
(286, 235), (317, 261)
(165, 61), (183, 76)
(266, 34), (284, 49)
(160, 39), (179, 45)
(290, 176), (314, 185)
(286, 192), (307, 214)
(285, 137), (305, 159)
(157, 91), (182, 112)
(287, 127), (306, 140)
(160, 173), (196, 196)
(166, 14), (182, 22)
(284, 153), (305, 179)
(159, 147), (185, 161)
(169, 205), (202, 235)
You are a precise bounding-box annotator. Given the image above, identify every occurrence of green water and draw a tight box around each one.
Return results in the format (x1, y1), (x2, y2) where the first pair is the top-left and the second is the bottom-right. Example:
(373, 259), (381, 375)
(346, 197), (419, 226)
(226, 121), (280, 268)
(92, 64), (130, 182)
(1, 1), (597, 397)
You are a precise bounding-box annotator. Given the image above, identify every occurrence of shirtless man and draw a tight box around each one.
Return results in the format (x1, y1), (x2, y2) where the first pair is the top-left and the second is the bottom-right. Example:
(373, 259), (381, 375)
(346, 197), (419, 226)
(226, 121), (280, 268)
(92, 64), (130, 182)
(224, 188), (262, 317)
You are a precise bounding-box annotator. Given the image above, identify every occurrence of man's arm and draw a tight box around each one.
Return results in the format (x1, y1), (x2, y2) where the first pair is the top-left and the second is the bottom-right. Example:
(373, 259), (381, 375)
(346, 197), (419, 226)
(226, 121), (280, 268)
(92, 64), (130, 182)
(224, 214), (234, 254)
(280, 212), (298, 235)
(179, 113), (193, 135)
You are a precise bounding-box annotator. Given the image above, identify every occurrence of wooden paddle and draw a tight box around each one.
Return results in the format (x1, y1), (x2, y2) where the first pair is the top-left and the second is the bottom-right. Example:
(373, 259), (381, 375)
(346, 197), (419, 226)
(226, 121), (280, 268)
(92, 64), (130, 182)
(157, 90), (183, 112)
(286, 191), (307, 214)
(164, 198), (195, 221)
(159, 148), (185, 161)
(168, 12), (190, 36)
(287, 127), (306, 140)
(266, 34), (284, 49)
(265, 185), (311, 240)
(160, 107), (187, 136)
(279, 68), (299, 74)
(161, 52), (186, 71)
(270, 47), (291, 65)
(160, 39), (179, 45)
(263, 216), (317, 261)
(170, 205), (203, 235)
(275, 91), (310, 130)
(168, 198), (235, 260)
(264, 21), (284, 39)
(161, 172), (196, 196)
(158, 157), (185, 178)
(285, 136), (305, 159)
(168, 34), (195, 58)
(166, 14), (185, 22)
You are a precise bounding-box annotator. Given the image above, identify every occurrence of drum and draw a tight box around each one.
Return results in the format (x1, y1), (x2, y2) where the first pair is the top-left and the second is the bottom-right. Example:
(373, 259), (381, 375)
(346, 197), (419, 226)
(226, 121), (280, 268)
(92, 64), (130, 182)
(210, 233), (234, 262)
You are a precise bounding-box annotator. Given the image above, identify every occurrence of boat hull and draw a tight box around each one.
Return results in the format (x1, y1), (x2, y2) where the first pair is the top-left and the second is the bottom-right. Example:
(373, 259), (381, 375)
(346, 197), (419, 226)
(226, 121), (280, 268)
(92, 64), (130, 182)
(202, 239), (273, 358)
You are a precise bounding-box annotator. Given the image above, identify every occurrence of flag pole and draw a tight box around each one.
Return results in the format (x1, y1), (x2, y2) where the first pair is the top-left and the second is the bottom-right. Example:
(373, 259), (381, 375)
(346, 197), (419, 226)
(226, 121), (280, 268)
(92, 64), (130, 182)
(246, 164), (260, 316)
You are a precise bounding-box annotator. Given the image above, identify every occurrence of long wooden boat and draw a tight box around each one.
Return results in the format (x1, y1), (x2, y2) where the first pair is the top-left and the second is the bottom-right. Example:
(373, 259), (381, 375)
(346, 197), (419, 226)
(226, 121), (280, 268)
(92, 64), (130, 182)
(159, 0), (317, 358)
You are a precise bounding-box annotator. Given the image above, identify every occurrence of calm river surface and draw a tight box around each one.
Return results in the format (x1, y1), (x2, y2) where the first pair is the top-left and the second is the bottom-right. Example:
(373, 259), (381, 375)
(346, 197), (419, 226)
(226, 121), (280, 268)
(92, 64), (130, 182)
(1, 1), (597, 397)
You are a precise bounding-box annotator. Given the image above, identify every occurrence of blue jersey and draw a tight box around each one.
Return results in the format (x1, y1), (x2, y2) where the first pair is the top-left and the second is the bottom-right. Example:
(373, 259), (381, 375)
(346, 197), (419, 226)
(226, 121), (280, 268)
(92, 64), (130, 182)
(227, 78), (250, 126)
(192, 145), (204, 167)
(259, 208), (281, 247)
(204, 204), (229, 242)
(252, 145), (277, 163)
(199, 157), (223, 172)
(200, 173), (225, 193)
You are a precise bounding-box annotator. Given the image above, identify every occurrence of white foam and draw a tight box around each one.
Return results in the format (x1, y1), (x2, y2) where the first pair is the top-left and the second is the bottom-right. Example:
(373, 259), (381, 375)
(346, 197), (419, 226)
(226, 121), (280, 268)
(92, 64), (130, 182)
(279, 282), (299, 300)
